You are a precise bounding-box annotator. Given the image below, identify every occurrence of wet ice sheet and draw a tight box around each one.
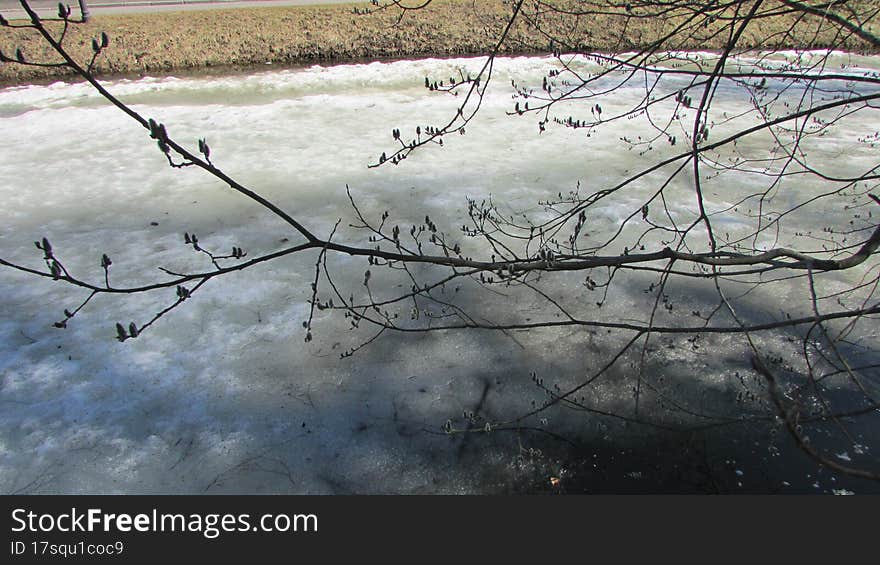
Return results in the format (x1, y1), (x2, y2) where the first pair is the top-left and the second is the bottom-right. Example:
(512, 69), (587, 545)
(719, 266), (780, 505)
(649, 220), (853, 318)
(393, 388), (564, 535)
(1, 54), (879, 493)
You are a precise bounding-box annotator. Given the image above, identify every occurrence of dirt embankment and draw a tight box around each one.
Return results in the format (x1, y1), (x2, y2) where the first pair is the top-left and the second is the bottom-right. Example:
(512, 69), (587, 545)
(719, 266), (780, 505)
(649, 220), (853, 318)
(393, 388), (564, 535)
(1, 0), (877, 85)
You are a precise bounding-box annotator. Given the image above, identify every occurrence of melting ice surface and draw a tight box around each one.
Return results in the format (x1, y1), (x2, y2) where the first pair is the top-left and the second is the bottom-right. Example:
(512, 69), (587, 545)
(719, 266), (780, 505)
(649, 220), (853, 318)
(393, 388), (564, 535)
(1, 53), (879, 493)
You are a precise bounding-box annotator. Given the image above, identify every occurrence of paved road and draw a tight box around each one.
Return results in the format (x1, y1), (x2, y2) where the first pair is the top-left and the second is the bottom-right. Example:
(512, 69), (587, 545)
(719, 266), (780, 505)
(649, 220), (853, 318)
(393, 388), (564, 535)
(1, 0), (359, 18)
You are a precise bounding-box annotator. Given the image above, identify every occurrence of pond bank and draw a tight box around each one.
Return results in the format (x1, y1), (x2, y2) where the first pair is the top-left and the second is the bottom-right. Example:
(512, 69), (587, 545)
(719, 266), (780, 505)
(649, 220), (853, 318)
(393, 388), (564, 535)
(1, 0), (878, 85)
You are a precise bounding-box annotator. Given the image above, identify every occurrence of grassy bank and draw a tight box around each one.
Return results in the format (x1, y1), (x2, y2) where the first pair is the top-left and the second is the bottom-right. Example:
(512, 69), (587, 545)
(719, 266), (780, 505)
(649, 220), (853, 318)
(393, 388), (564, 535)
(1, 0), (877, 85)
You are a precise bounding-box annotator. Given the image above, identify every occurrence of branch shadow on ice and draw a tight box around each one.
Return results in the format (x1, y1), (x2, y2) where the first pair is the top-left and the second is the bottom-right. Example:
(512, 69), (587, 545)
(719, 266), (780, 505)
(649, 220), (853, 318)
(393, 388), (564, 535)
(1, 261), (878, 493)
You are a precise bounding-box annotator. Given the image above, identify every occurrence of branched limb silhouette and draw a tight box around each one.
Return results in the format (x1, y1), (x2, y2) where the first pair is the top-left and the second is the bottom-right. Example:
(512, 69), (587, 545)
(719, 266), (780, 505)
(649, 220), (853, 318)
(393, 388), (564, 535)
(3, 0), (879, 482)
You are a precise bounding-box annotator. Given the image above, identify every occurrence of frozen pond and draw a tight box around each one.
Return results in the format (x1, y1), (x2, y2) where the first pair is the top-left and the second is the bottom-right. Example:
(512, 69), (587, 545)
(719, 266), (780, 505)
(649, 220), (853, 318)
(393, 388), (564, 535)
(1, 53), (879, 493)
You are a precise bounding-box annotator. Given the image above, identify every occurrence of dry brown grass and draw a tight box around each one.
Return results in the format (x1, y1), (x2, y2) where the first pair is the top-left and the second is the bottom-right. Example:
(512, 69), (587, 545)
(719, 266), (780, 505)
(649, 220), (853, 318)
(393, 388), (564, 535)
(1, 0), (877, 85)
